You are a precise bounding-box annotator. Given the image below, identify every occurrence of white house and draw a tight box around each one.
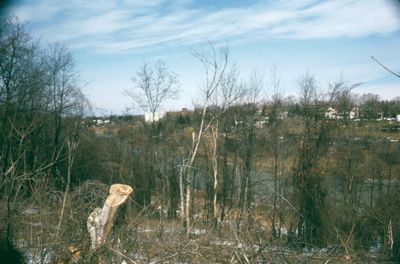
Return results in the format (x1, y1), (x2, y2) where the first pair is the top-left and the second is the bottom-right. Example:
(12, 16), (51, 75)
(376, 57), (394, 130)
(144, 111), (166, 123)
(349, 107), (360, 120)
(325, 107), (338, 119)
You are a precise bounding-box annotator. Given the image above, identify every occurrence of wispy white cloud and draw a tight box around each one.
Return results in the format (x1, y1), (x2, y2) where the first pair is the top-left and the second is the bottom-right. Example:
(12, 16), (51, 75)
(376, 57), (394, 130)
(353, 83), (400, 100)
(273, 1), (400, 39)
(10, 0), (64, 22)
(8, 0), (400, 54)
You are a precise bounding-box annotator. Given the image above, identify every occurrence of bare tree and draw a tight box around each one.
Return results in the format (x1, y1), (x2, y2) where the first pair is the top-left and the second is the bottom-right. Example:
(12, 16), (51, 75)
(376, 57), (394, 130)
(269, 65), (283, 238)
(46, 43), (86, 181)
(125, 60), (179, 235)
(179, 42), (230, 234)
(328, 80), (361, 122)
(126, 60), (179, 119)
(204, 64), (243, 227)
(56, 134), (79, 239)
(360, 93), (382, 120)
(0, 17), (40, 175)
(292, 73), (328, 247)
(235, 70), (264, 228)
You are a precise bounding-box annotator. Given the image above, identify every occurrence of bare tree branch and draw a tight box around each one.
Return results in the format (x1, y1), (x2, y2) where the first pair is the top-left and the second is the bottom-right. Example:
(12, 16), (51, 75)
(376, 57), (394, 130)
(125, 60), (180, 115)
(371, 56), (400, 78)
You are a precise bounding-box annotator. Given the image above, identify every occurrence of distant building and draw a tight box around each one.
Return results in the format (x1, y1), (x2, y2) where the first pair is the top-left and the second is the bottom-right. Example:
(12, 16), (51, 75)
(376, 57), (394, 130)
(325, 107), (338, 119)
(396, 114), (400, 122)
(91, 119), (111, 127)
(349, 107), (360, 120)
(324, 107), (359, 120)
(144, 111), (166, 123)
(255, 120), (266, 128)
(278, 111), (288, 120)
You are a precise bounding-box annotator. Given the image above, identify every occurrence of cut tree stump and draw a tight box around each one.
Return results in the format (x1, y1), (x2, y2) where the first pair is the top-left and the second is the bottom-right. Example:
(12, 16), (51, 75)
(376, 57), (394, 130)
(87, 184), (133, 251)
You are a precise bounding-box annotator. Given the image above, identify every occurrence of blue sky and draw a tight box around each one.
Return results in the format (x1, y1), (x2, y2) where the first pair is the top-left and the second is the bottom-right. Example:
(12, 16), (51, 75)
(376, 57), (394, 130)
(5, 0), (400, 114)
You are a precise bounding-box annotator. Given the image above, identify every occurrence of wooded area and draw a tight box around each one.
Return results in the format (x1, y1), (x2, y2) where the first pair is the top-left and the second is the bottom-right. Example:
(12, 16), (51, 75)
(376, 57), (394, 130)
(1, 17), (400, 263)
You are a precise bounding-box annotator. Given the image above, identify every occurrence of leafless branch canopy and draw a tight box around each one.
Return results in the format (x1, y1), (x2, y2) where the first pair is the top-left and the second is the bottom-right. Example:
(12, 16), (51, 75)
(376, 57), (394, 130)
(191, 42), (229, 102)
(126, 60), (180, 114)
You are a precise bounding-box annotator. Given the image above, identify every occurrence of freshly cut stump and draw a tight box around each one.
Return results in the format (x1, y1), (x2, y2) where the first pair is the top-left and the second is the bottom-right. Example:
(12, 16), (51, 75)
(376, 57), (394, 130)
(87, 184), (133, 250)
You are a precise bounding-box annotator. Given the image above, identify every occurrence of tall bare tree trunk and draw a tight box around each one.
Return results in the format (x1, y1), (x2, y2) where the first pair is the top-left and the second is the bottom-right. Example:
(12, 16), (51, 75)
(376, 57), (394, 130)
(179, 162), (185, 220)
(184, 107), (208, 235)
(56, 137), (79, 239)
(185, 177), (191, 236)
(210, 122), (220, 226)
(272, 141), (278, 238)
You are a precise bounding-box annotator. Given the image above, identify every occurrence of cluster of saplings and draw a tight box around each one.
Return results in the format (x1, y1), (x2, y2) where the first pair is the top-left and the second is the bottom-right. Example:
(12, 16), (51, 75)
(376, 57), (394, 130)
(1, 17), (399, 262)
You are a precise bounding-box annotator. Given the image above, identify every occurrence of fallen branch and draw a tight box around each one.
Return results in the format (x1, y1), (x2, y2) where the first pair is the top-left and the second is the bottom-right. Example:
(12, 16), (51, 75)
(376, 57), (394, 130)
(109, 247), (138, 264)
